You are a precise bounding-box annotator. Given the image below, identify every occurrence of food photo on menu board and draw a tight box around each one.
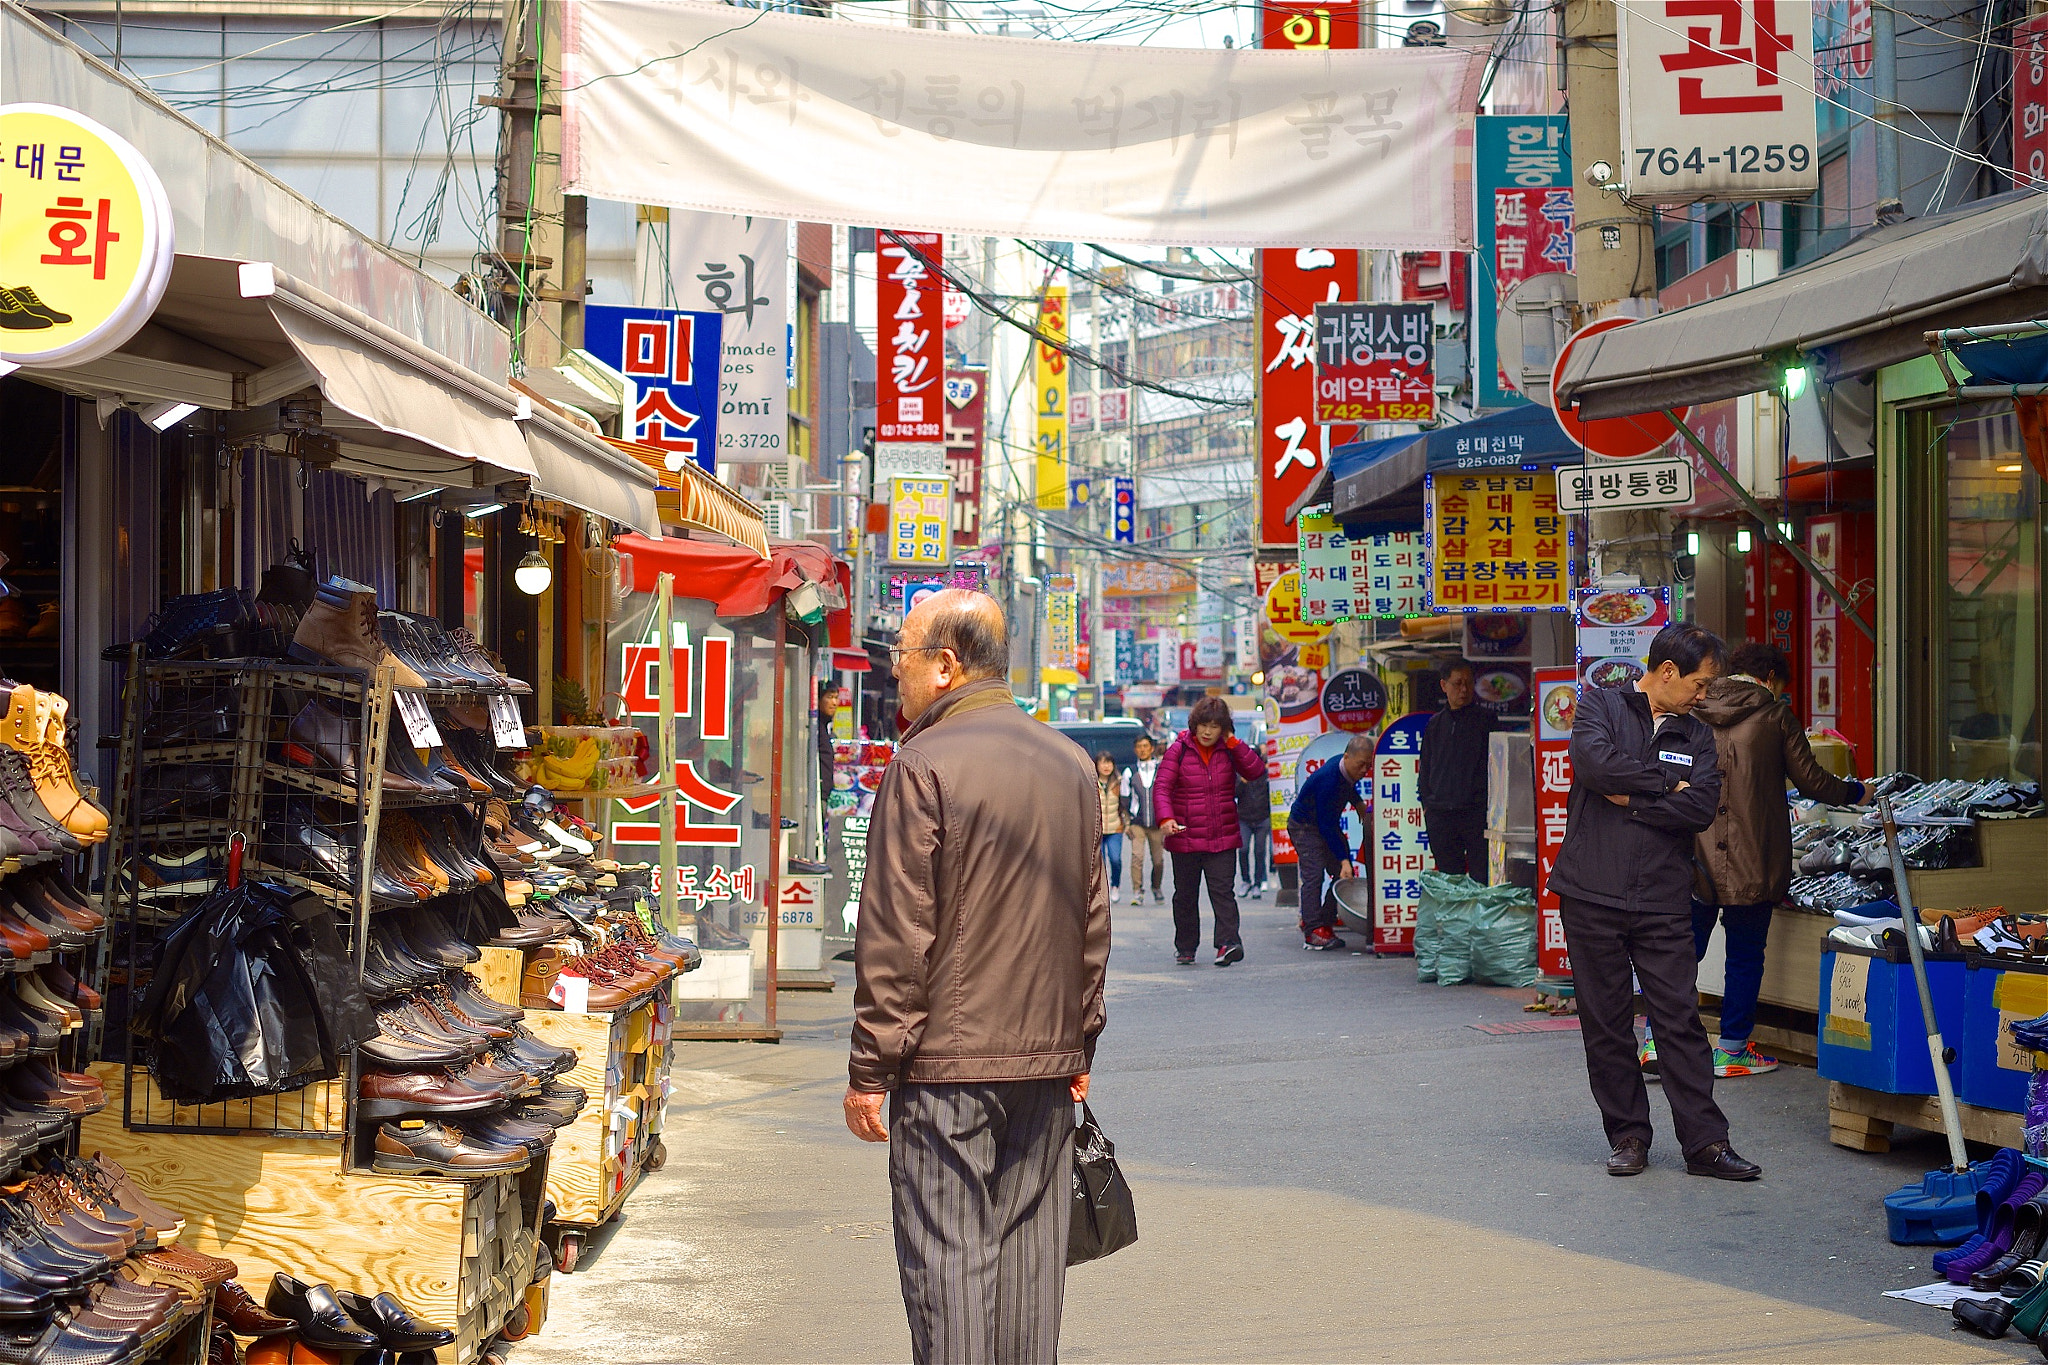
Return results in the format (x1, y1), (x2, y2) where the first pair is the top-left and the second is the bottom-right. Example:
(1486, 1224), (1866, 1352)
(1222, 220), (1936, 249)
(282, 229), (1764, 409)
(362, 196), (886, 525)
(1574, 587), (1672, 689)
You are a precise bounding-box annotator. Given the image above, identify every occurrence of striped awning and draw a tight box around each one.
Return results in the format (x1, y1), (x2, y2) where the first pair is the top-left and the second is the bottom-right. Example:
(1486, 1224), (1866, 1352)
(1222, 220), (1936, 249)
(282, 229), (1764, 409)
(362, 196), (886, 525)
(602, 439), (769, 559)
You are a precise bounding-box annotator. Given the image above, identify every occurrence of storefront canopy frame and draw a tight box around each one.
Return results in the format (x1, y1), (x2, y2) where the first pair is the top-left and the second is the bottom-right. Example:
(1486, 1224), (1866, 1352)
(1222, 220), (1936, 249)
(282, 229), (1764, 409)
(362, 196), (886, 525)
(1555, 189), (2048, 421)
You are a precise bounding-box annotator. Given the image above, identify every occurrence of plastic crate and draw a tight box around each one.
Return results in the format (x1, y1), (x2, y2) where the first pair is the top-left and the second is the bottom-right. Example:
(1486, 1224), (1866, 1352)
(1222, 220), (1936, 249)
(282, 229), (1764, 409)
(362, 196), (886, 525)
(1818, 945), (1967, 1095)
(1959, 957), (2048, 1116)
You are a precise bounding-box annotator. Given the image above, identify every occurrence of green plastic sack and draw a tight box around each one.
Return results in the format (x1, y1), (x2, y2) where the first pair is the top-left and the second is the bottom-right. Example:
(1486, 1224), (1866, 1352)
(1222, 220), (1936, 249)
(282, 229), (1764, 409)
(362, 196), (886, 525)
(1418, 871), (1482, 985)
(1419, 872), (1538, 987)
(1468, 893), (1539, 987)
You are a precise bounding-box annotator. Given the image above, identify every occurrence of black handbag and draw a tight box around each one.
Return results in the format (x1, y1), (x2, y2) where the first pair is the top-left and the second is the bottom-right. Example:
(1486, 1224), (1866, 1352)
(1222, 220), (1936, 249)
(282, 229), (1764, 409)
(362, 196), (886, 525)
(1067, 1102), (1138, 1266)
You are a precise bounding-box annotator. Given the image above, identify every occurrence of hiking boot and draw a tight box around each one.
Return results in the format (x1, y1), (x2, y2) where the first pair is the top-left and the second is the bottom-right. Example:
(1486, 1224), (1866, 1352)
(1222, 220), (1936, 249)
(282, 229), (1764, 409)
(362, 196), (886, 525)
(1713, 1044), (1779, 1078)
(287, 577), (428, 688)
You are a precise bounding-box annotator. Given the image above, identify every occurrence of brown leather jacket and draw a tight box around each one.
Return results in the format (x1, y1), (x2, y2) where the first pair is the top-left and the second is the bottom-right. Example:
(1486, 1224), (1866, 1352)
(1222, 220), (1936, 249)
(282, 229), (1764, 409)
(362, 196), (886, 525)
(849, 678), (1111, 1092)
(1692, 676), (1863, 907)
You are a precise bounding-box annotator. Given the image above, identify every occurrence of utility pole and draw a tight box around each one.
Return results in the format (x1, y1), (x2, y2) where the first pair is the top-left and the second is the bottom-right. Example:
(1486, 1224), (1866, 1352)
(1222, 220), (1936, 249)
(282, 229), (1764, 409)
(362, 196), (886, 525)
(1563, 0), (1671, 586)
(490, 0), (576, 373)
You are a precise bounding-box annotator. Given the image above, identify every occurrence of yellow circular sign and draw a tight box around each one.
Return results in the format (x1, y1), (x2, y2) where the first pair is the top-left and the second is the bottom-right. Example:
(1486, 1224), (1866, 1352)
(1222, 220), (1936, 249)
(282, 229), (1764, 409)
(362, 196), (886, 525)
(1264, 570), (1332, 646)
(0, 104), (173, 367)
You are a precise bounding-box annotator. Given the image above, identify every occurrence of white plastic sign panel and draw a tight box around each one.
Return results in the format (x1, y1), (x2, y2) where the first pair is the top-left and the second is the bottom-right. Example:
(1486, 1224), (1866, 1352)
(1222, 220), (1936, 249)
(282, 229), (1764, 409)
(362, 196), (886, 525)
(1617, 0), (1820, 204)
(488, 695), (527, 748)
(1556, 456), (1696, 510)
(393, 691), (443, 749)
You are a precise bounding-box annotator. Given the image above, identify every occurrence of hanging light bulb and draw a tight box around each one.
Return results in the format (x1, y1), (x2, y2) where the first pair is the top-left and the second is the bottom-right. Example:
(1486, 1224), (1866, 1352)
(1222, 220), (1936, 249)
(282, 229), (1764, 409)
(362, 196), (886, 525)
(514, 549), (553, 596)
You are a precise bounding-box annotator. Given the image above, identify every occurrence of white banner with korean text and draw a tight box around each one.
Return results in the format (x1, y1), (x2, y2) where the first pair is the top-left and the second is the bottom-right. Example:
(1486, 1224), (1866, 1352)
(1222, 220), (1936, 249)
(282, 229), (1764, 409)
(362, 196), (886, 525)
(562, 0), (1484, 249)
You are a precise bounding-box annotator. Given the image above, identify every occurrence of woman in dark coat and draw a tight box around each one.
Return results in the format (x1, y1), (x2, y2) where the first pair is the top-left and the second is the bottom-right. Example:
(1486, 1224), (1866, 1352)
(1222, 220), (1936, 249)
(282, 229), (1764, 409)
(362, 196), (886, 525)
(1155, 695), (1264, 967)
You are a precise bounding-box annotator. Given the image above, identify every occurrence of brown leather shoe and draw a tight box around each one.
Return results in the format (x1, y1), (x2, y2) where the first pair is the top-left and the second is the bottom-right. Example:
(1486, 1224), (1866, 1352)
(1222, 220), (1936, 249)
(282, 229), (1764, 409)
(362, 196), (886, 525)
(1684, 1140), (1762, 1181)
(88, 1155), (184, 1238)
(1606, 1138), (1649, 1176)
(287, 578), (429, 688)
(143, 1242), (238, 1289)
(355, 1067), (505, 1120)
(213, 1280), (296, 1337)
(372, 1120), (529, 1177)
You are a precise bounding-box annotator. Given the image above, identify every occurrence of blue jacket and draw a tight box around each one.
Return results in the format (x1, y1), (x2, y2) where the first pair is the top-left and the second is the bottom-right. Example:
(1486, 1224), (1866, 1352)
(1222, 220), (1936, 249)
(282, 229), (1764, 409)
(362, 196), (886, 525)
(1289, 752), (1360, 861)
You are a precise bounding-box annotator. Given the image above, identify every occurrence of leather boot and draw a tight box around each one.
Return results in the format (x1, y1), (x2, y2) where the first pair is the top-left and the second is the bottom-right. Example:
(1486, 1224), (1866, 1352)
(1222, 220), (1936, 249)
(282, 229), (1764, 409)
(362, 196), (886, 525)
(0, 689), (105, 844)
(286, 578), (428, 689)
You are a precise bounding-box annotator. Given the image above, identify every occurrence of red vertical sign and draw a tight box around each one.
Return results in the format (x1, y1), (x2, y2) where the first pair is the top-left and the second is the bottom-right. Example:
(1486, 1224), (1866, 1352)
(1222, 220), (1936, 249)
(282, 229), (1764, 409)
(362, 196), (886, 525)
(1259, 1), (1359, 548)
(877, 232), (945, 446)
(1531, 665), (1575, 978)
(2018, 16), (2048, 189)
(943, 369), (986, 546)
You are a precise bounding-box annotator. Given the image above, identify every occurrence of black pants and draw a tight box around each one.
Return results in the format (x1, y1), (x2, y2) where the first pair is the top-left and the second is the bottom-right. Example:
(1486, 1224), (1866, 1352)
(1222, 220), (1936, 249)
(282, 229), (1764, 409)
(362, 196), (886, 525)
(1171, 849), (1239, 954)
(1287, 820), (1342, 931)
(1424, 806), (1487, 883)
(1559, 895), (1730, 1157)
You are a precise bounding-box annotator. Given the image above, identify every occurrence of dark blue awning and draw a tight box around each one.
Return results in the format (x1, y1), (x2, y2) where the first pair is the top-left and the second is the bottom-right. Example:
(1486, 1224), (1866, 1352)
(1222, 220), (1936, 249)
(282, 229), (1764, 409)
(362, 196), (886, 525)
(1324, 407), (1584, 528)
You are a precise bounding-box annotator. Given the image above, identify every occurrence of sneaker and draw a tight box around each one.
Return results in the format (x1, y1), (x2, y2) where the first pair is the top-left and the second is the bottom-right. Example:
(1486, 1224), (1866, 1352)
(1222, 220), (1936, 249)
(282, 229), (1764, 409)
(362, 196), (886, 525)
(1110, 888), (1122, 905)
(1713, 1044), (1779, 1078)
(1174, 952), (1196, 966)
(1303, 926), (1343, 951)
(1214, 943), (1244, 967)
(1639, 1036), (1660, 1077)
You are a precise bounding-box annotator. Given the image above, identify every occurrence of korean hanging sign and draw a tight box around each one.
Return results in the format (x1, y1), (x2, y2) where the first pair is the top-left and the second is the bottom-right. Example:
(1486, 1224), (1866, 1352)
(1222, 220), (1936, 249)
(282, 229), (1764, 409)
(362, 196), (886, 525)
(878, 232), (946, 473)
(1358, 531), (1427, 619)
(1616, 0), (1820, 203)
(584, 304), (724, 473)
(1531, 664), (1576, 978)
(1044, 574), (1078, 671)
(642, 211), (789, 462)
(943, 369), (986, 546)
(1311, 302), (1435, 424)
(1260, 246), (1359, 545)
(0, 104), (174, 369)
(1035, 286), (1069, 511)
(1297, 507), (1363, 624)
(1474, 115), (1572, 409)
(1370, 711), (1430, 954)
(887, 475), (952, 565)
(1426, 471), (1569, 611)
(612, 622), (749, 848)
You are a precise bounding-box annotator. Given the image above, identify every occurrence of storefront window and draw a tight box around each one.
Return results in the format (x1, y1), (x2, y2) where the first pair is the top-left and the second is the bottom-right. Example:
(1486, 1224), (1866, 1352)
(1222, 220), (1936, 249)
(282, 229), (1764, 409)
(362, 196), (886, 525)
(1910, 404), (2043, 781)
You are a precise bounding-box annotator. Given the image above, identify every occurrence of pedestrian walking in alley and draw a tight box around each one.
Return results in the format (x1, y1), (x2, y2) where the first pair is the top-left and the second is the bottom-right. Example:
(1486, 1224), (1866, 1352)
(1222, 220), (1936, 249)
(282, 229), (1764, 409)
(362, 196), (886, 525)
(1550, 622), (1762, 1182)
(844, 589), (1112, 1365)
(1689, 642), (1865, 1079)
(1288, 732), (1375, 951)
(817, 681), (841, 819)
(1123, 735), (1168, 905)
(1419, 659), (1494, 882)
(1097, 750), (1129, 905)
(1154, 695), (1264, 967)
(1235, 762), (1270, 898)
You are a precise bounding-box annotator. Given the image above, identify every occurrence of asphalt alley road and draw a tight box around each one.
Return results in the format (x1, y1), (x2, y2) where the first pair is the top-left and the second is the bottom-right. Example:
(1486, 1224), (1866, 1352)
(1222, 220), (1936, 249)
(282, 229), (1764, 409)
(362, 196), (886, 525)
(514, 889), (2022, 1363)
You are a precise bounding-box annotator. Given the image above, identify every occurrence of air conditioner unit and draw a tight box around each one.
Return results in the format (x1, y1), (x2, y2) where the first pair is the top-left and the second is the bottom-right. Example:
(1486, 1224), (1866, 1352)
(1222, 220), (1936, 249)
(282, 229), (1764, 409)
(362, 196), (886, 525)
(762, 499), (796, 539)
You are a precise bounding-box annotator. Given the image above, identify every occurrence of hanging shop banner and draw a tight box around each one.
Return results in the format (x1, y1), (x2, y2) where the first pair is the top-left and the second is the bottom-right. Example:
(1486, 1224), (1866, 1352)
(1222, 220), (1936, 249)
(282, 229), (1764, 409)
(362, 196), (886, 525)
(1531, 664), (1576, 978)
(1425, 471), (1569, 611)
(584, 304), (724, 473)
(1474, 114), (1572, 409)
(1044, 574), (1078, 670)
(1615, 0), (1820, 204)
(887, 475), (952, 565)
(1260, 246), (1361, 546)
(612, 623), (750, 848)
(2018, 15), (2048, 188)
(943, 369), (986, 546)
(1321, 666), (1386, 734)
(1156, 632), (1181, 686)
(1311, 301), (1436, 424)
(0, 104), (174, 369)
(1112, 476), (1136, 544)
(562, 0), (1484, 250)
(1102, 561), (1197, 596)
(888, 563), (987, 612)
(1035, 287), (1069, 510)
(639, 210), (789, 463)
(877, 231), (946, 477)
(1359, 532), (1427, 619)
(1371, 712), (1430, 954)
(1576, 587), (1672, 690)
(1268, 681), (1326, 867)
(1297, 508), (1363, 624)
(1264, 569), (1333, 646)
(1556, 457), (1695, 512)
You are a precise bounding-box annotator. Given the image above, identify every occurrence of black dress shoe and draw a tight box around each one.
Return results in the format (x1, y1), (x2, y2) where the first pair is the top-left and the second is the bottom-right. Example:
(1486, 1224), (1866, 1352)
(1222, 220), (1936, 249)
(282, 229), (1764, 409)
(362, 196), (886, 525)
(1684, 1141), (1761, 1181)
(1606, 1138), (1648, 1176)
(333, 1290), (456, 1351)
(264, 1273), (380, 1350)
(1954, 1294), (2016, 1338)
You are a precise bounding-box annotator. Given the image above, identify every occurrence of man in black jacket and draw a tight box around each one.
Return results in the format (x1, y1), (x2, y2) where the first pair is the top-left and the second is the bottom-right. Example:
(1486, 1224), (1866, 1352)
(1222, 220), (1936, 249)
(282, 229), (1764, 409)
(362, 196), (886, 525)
(1551, 623), (1760, 1183)
(1418, 659), (1493, 881)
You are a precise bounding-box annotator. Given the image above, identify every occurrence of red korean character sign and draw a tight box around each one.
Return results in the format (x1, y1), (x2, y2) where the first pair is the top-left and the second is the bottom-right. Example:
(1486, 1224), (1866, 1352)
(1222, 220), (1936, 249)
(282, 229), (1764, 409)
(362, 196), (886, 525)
(612, 623), (751, 848)
(1530, 666), (1576, 978)
(0, 104), (173, 368)
(2018, 15), (2048, 189)
(1616, 1), (1819, 203)
(1312, 302), (1435, 424)
(942, 369), (986, 546)
(877, 231), (945, 457)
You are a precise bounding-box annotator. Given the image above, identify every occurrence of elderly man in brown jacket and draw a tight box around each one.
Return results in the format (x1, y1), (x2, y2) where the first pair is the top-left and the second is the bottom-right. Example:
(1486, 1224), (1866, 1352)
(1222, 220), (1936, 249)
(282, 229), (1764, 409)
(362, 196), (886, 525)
(1686, 641), (1864, 1080)
(845, 589), (1111, 1365)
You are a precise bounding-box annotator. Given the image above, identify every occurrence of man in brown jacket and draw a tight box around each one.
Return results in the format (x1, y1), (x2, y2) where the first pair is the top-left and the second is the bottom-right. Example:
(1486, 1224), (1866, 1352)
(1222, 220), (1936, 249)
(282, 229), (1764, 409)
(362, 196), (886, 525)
(1688, 641), (1864, 1079)
(844, 589), (1111, 1365)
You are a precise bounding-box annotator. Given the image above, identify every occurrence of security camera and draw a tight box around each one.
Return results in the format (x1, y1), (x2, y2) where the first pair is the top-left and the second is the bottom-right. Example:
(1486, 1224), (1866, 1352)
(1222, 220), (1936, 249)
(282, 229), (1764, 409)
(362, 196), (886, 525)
(1584, 160), (1613, 187)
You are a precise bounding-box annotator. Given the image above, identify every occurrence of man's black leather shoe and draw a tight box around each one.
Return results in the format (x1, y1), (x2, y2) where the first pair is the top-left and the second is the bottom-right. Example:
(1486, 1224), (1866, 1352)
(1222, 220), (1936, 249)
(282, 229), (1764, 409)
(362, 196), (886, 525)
(333, 1289), (455, 1351)
(1606, 1138), (1648, 1176)
(1953, 1294), (2016, 1338)
(1684, 1141), (1761, 1181)
(265, 1273), (379, 1350)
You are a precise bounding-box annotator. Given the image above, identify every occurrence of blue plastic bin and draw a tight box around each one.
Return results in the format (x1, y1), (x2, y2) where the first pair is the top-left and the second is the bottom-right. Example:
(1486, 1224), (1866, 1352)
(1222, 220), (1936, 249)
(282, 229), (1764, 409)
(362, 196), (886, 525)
(1958, 959), (2048, 1116)
(1817, 945), (1967, 1095)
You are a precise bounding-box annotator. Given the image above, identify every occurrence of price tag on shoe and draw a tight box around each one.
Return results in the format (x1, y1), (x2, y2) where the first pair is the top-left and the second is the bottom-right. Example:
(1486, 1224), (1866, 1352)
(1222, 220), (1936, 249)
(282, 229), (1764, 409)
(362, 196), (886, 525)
(393, 690), (443, 749)
(488, 694), (527, 748)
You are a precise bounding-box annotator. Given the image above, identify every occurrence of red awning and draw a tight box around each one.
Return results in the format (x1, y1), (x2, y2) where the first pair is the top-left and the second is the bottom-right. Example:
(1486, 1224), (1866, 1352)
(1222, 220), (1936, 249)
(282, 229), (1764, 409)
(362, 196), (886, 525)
(616, 532), (848, 617)
(831, 647), (872, 673)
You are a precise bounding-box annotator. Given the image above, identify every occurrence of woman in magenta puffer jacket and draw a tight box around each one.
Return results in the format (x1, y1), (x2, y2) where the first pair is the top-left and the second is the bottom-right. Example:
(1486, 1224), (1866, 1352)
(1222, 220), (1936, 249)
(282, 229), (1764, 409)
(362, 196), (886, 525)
(1155, 695), (1265, 967)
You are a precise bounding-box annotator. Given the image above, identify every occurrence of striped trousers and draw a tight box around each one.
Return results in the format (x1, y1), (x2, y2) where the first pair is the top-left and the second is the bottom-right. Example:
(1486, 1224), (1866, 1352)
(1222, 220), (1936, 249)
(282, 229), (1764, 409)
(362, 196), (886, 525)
(889, 1079), (1073, 1365)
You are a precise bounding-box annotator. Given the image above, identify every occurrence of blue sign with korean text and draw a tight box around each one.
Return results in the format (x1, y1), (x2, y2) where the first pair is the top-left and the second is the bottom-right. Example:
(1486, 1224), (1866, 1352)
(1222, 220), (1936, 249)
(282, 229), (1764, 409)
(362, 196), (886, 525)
(584, 305), (723, 475)
(1474, 115), (1572, 411)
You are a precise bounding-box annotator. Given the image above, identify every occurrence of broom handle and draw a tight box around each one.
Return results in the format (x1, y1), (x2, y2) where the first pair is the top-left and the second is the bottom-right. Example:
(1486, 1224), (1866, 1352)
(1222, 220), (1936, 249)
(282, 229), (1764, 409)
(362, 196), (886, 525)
(1878, 792), (1969, 1173)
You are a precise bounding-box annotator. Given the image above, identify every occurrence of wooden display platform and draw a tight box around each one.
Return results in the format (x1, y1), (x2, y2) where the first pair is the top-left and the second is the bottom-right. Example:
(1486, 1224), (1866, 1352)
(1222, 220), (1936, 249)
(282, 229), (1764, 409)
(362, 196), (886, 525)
(523, 994), (671, 1236)
(83, 1066), (541, 1365)
(775, 969), (836, 991)
(1907, 819), (2048, 916)
(1826, 1080), (2023, 1153)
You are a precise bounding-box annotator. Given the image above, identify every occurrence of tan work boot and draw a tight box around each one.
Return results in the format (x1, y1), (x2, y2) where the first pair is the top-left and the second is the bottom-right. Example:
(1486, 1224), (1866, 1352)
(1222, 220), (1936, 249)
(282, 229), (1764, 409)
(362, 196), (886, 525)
(0, 686), (106, 843)
(287, 577), (428, 688)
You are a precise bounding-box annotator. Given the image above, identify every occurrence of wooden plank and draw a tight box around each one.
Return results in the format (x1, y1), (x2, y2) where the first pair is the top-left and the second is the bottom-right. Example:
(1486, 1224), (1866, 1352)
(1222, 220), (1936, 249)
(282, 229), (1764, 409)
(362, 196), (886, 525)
(524, 1009), (616, 1226)
(775, 969), (837, 992)
(1909, 820), (2048, 918)
(1757, 908), (1829, 1014)
(1826, 1080), (2023, 1149)
(475, 945), (525, 1010)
